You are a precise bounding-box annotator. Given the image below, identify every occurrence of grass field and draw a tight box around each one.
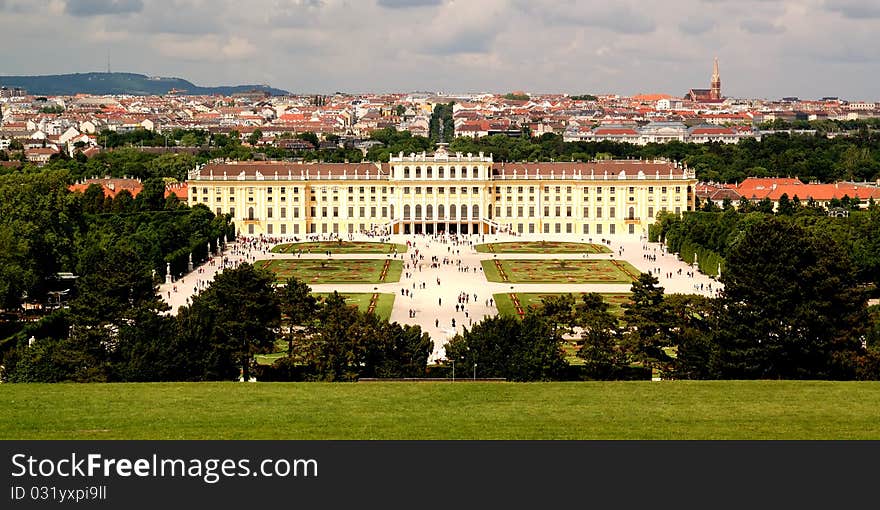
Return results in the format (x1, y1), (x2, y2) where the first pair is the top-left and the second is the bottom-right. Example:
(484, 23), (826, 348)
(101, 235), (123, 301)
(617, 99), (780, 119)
(482, 258), (640, 284)
(256, 259), (402, 283)
(3, 382), (880, 439)
(494, 292), (631, 318)
(312, 292), (395, 321)
(271, 241), (407, 254)
(476, 241), (611, 254)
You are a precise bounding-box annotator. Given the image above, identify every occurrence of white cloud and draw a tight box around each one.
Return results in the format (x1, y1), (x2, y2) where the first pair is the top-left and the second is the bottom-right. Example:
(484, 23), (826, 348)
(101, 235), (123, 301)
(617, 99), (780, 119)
(64, 0), (143, 17)
(824, 0), (880, 18)
(153, 34), (256, 62)
(2, 0), (880, 99)
(740, 18), (786, 34)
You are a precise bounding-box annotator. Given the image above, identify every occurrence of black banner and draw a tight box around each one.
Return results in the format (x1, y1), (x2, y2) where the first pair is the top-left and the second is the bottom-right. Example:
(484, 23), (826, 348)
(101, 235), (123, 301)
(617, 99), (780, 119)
(1, 441), (876, 508)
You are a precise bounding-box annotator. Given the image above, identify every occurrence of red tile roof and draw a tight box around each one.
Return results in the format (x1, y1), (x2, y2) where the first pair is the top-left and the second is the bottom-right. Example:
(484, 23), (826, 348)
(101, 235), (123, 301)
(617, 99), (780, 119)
(492, 160), (685, 178)
(197, 161), (389, 179)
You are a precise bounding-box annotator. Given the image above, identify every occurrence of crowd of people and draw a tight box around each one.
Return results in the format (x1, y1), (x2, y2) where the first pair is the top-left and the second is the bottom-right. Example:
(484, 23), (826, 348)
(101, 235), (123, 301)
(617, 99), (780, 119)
(160, 231), (725, 343)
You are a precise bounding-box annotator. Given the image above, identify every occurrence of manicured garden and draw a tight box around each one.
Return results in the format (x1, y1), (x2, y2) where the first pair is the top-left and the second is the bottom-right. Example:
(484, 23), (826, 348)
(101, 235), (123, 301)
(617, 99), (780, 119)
(476, 241), (611, 254)
(271, 241), (407, 254)
(312, 292), (395, 321)
(3, 381), (880, 439)
(481, 258), (640, 284)
(256, 259), (403, 283)
(493, 292), (631, 318)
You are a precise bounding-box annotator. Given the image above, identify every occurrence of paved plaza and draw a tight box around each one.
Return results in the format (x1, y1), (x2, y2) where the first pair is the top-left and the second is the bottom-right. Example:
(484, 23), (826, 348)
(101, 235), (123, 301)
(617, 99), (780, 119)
(159, 232), (723, 362)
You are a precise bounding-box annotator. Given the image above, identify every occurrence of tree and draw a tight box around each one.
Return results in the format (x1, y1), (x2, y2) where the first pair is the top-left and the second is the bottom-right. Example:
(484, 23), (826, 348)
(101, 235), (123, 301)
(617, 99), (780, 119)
(179, 133), (200, 147)
(293, 291), (432, 381)
(0, 171), (80, 310)
(445, 314), (567, 381)
(361, 319), (432, 379)
(109, 311), (179, 381)
(136, 177), (166, 211)
(296, 131), (320, 147)
(50, 239), (172, 381)
(300, 292), (362, 381)
(621, 273), (675, 375)
(665, 294), (719, 379)
(82, 183), (106, 214)
(279, 277), (318, 355)
(776, 193), (794, 216)
(716, 217), (867, 379)
(147, 153), (196, 181)
(540, 293), (576, 337)
(188, 263), (280, 381)
(576, 293), (627, 379)
(70, 239), (168, 328)
(111, 189), (135, 213)
(247, 129), (263, 146)
(756, 197), (774, 214)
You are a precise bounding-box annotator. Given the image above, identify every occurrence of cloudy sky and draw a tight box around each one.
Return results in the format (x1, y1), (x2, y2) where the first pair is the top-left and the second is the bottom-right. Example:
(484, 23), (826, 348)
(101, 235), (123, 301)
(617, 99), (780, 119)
(1, 0), (879, 99)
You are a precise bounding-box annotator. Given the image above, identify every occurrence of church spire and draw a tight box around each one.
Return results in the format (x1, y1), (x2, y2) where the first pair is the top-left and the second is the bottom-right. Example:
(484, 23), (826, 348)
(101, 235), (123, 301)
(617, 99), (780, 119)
(710, 57), (722, 100)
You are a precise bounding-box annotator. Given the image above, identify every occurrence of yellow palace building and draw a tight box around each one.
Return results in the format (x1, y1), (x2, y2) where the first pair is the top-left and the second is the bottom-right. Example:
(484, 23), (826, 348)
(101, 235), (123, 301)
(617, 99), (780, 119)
(187, 146), (696, 237)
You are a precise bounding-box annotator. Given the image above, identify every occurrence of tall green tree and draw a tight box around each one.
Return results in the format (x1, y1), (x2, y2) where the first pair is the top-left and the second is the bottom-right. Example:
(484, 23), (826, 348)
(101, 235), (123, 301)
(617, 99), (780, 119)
(279, 277), (318, 355)
(82, 183), (106, 214)
(247, 129), (264, 146)
(136, 177), (166, 211)
(445, 313), (567, 381)
(717, 217), (867, 379)
(576, 293), (627, 380)
(188, 263), (280, 381)
(776, 193), (794, 215)
(621, 273), (675, 375)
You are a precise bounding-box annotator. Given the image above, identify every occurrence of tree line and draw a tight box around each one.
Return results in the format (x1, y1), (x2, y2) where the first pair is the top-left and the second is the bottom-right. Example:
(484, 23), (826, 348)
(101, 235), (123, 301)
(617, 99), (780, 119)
(1, 265), (433, 383)
(651, 202), (880, 288)
(454, 212), (879, 381)
(0, 170), (232, 320)
(9, 125), (877, 185)
(4, 212), (880, 382)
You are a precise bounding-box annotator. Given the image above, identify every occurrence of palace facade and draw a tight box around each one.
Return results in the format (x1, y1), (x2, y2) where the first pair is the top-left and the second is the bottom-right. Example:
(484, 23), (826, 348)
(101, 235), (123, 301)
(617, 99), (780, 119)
(187, 146), (696, 237)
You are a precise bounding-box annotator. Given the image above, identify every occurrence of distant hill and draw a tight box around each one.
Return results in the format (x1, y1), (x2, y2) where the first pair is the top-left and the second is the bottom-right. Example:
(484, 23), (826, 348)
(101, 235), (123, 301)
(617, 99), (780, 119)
(0, 72), (289, 96)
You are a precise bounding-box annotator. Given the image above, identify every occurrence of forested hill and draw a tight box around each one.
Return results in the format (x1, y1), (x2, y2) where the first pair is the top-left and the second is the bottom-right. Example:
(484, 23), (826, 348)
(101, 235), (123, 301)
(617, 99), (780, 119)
(0, 72), (289, 96)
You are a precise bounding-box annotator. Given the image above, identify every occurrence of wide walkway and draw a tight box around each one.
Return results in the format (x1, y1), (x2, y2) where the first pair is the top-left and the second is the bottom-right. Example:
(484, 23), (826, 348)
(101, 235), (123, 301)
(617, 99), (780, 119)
(159, 232), (722, 362)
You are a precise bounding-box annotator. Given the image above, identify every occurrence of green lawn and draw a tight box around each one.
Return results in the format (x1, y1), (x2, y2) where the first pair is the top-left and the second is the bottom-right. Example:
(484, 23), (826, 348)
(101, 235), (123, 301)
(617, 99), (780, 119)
(3, 382), (880, 439)
(271, 241), (407, 254)
(482, 259), (640, 284)
(312, 292), (395, 321)
(476, 241), (611, 254)
(494, 292), (631, 318)
(256, 259), (402, 284)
